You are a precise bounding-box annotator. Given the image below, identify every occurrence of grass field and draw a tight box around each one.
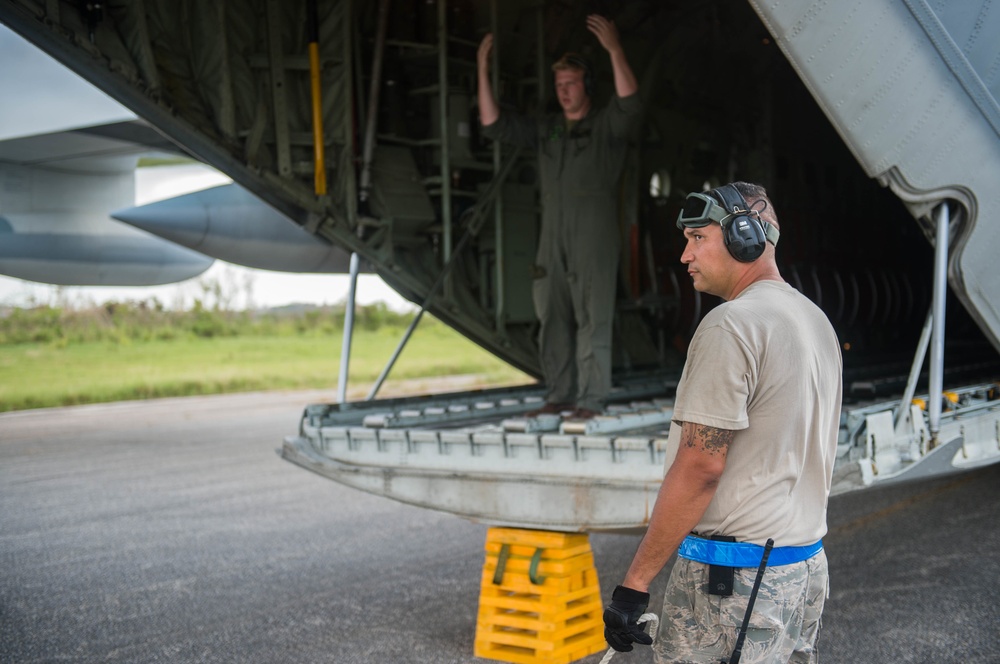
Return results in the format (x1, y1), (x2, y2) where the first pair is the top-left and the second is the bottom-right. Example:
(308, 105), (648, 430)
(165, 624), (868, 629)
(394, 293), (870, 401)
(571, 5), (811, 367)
(0, 311), (533, 412)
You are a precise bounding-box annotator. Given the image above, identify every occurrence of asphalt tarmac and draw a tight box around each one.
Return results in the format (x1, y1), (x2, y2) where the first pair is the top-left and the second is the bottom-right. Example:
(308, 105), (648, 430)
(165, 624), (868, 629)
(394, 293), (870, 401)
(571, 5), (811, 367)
(2, 391), (998, 663)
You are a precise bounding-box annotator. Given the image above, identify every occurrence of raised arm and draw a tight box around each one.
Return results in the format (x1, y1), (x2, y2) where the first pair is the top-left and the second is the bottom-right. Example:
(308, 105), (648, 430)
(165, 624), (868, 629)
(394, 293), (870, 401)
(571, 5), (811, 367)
(586, 15), (638, 99)
(477, 33), (500, 126)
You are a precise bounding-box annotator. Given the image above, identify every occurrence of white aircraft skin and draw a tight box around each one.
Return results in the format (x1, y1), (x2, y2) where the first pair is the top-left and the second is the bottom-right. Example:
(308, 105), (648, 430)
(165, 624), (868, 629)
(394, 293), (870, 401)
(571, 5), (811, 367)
(111, 184), (366, 274)
(0, 24), (366, 287)
(0, 125), (216, 286)
(0, 24), (213, 286)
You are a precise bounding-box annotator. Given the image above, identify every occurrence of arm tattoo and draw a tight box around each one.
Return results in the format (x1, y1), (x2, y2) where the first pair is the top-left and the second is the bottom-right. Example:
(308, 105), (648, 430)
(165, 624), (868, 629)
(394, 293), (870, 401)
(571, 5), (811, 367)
(686, 424), (734, 457)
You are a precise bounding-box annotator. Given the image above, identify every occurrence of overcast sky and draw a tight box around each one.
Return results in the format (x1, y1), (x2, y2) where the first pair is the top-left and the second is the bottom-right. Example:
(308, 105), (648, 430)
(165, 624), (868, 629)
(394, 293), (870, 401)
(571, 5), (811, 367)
(0, 24), (413, 312)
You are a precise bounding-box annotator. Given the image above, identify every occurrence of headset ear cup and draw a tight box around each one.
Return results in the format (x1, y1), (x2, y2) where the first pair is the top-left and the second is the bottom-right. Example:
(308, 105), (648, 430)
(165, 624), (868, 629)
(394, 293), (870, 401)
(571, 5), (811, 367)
(723, 215), (768, 262)
(714, 184), (767, 262)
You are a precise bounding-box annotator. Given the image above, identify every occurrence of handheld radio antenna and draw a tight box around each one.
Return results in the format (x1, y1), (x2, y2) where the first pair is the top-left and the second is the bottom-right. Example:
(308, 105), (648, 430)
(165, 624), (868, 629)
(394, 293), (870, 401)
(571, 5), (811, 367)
(726, 538), (774, 664)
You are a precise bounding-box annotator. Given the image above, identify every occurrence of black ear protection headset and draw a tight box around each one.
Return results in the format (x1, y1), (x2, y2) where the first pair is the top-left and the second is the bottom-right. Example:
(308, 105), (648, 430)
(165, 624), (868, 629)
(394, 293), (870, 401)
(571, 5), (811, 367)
(560, 53), (594, 97)
(714, 184), (770, 262)
(676, 184), (780, 262)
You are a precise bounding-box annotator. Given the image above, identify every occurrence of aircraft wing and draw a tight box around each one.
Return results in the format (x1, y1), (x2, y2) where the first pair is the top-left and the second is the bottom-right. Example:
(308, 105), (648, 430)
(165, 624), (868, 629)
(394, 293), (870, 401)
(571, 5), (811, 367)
(0, 118), (370, 282)
(3, 120), (189, 170)
(0, 121), (214, 286)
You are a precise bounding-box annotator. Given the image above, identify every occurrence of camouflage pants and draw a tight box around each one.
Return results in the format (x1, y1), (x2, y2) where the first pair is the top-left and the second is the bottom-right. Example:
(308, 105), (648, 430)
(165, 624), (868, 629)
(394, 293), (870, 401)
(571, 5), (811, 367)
(654, 550), (829, 663)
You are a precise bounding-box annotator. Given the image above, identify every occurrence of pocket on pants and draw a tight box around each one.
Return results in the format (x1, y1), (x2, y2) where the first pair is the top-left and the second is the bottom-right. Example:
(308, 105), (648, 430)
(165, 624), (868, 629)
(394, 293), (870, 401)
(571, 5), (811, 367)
(693, 567), (785, 659)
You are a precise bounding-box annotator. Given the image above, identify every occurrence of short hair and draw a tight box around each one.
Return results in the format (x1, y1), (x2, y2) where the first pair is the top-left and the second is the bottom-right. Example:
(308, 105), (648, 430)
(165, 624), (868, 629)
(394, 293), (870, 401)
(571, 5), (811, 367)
(726, 181), (779, 231)
(551, 52), (589, 75)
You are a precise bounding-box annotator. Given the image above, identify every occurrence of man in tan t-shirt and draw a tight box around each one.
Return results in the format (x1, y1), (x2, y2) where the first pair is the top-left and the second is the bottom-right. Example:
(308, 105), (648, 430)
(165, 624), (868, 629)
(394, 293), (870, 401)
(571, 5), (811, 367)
(602, 181), (843, 663)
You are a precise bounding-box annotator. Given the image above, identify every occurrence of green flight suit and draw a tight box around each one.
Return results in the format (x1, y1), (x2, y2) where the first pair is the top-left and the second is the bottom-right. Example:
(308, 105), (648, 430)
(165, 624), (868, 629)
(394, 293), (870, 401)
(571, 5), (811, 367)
(481, 93), (642, 411)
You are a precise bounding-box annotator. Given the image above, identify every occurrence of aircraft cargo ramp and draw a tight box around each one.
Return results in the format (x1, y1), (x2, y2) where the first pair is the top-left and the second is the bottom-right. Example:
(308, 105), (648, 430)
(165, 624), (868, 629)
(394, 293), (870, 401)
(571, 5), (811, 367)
(282, 376), (1000, 533)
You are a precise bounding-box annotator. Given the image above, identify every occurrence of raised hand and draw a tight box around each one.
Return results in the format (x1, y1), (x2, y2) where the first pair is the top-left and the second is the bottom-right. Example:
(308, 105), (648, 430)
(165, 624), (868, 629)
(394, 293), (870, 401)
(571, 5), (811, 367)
(585, 14), (638, 98)
(586, 14), (622, 55)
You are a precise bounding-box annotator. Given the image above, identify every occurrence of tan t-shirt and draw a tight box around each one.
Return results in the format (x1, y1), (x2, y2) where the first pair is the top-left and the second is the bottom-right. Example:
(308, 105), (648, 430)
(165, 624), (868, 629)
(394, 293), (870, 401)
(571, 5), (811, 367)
(663, 280), (843, 547)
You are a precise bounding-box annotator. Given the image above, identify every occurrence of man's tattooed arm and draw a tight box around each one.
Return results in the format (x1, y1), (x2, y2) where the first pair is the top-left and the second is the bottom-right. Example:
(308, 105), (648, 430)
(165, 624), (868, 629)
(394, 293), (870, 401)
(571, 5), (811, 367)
(675, 420), (734, 457)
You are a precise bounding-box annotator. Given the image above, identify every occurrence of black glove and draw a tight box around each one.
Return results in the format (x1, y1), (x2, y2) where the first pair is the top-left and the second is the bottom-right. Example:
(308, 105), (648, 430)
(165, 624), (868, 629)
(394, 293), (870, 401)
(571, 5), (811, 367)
(603, 584), (654, 652)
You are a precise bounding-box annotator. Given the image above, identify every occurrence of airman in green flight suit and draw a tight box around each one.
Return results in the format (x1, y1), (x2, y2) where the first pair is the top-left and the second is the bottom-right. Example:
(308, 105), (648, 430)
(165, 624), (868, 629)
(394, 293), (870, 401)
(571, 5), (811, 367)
(477, 14), (642, 419)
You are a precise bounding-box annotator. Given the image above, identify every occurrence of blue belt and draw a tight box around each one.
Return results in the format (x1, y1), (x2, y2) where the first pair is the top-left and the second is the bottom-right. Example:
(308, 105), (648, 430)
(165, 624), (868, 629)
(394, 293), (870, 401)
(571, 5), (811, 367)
(678, 535), (823, 567)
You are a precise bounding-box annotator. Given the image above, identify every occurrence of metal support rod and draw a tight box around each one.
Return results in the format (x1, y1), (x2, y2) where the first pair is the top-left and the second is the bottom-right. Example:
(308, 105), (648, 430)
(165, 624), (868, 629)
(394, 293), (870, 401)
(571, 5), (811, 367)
(491, 0), (505, 332)
(337, 252), (361, 403)
(337, 0), (389, 400)
(536, 7), (546, 109)
(358, 0), (391, 205)
(366, 148), (522, 400)
(895, 308), (934, 432)
(214, 2), (236, 142)
(438, 0), (452, 266)
(928, 201), (950, 445)
(351, 0), (367, 145)
(265, 0), (292, 178)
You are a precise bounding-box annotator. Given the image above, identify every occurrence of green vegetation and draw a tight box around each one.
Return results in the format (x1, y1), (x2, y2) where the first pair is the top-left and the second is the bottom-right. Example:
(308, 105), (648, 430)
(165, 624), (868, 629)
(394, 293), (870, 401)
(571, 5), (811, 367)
(0, 301), (532, 412)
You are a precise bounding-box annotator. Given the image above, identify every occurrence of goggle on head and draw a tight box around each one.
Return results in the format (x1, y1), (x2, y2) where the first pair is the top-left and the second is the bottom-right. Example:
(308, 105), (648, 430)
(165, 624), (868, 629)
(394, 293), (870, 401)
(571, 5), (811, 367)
(675, 191), (760, 230)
